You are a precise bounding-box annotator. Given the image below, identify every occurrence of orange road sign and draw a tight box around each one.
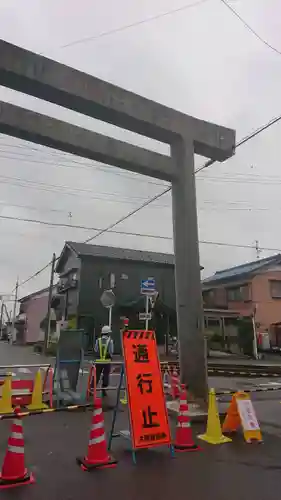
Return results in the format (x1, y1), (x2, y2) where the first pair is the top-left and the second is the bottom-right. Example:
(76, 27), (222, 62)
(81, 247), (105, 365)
(122, 330), (171, 450)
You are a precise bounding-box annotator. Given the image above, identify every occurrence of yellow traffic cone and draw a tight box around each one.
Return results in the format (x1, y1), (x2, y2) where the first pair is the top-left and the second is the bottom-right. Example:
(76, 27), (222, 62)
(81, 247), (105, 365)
(120, 389), (127, 405)
(27, 369), (49, 411)
(0, 373), (13, 414)
(198, 388), (232, 445)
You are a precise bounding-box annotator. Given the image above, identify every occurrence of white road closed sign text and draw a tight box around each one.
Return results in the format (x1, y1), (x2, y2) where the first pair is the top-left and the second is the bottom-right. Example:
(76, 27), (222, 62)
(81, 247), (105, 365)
(237, 398), (260, 432)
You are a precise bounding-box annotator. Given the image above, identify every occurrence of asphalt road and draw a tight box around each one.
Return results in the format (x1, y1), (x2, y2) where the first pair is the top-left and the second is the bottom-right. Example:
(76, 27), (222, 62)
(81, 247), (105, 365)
(1, 404), (281, 500)
(1, 343), (281, 498)
(0, 342), (51, 365)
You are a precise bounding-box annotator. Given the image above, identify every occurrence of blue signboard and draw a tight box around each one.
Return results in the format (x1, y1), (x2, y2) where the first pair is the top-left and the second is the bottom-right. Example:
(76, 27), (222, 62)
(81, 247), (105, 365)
(141, 278), (156, 295)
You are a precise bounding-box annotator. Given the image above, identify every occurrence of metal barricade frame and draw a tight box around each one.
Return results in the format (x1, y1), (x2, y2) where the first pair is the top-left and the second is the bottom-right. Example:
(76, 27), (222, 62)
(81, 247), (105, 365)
(86, 361), (126, 402)
(0, 364), (53, 409)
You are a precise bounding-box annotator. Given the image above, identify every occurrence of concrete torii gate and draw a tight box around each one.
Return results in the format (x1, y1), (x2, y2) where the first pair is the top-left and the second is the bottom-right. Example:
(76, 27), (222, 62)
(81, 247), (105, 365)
(0, 39), (235, 402)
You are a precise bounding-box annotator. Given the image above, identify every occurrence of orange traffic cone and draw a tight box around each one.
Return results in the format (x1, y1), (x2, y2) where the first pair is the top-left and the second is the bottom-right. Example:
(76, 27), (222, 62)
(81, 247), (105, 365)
(0, 407), (35, 489)
(77, 398), (117, 470)
(174, 385), (200, 452)
(171, 368), (180, 399)
(222, 394), (241, 434)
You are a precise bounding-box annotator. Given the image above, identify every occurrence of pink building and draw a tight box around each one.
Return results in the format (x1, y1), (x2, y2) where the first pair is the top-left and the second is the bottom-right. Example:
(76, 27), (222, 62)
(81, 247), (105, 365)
(202, 254), (281, 345)
(17, 287), (55, 344)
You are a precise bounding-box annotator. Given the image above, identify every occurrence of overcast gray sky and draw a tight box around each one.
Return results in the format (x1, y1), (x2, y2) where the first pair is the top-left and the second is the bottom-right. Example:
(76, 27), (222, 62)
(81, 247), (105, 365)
(0, 0), (281, 300)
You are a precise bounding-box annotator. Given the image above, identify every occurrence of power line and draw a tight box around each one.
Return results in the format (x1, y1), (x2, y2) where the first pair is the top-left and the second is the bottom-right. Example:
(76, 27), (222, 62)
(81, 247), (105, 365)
(201, 171), (281, 180)
(84, 109), (281, 245)
(198, 172), (281, 181)
(220, 0), (281, 57)
(200, 240), (281, 253)
(14, 223), (281, 293)
(0, 213), (173, 237)
(6, 138), (281, 187)
(84, 186), (172, 244)
(0, 172), (168, 207)
(14, 230), (281, 294)
(60, 0), (210, 49)
(3, 200), (281, 230)
(0, 200), (66, 215)
(3, 211), (281, 240)
(12, 218), (281, 293)
(198, 175), (281, 187)
(13, 261), (53, 292)
(2, 115), (281, 199)
(195, 112), (281, 174)
(1, 118), (281, 218)
(0, 145), (166, 187)
(14, 109), (281, 291)
(13, 186), (172, 292)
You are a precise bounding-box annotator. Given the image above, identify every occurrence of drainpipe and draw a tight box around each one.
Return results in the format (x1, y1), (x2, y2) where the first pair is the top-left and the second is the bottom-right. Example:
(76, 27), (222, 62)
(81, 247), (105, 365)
(252, 304), (258, 360)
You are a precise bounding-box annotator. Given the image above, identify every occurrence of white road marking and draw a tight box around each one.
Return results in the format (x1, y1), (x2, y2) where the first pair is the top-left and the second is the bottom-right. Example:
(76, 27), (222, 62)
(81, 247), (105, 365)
(258, 382), (281, 386)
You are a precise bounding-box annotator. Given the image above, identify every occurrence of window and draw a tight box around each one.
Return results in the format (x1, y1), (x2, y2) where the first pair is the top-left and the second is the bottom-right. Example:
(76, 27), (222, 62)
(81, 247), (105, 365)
(110, 273), (116, 288)
(202, 289), (214, 305)
(270, 280), (281, 299)
(227, 285), (250, 302)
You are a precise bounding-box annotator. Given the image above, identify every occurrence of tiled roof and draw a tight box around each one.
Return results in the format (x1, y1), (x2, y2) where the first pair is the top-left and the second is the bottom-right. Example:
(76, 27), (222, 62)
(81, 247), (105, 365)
(19, 284), (57, 302)
(66, 241), (175, 265)
(203, 253), (281, 285)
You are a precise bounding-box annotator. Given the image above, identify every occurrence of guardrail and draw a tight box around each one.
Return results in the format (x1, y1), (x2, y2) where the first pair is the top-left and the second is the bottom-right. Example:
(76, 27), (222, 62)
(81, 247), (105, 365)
(83, 359), (281, 376)
(160, 361), (281, 378)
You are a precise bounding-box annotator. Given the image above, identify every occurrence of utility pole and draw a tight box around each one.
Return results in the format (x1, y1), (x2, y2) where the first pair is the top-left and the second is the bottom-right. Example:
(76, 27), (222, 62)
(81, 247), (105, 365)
(4, 304), (11, 322)
(11, 278), (19, 344)
(44, 253), (56, 353)
(0, 299), (4, 340)
(255, 240), (261, 260)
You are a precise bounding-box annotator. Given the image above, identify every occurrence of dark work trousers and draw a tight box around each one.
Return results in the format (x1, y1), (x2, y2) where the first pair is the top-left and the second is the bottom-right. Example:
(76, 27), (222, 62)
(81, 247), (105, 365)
(93, 363), (111, 395)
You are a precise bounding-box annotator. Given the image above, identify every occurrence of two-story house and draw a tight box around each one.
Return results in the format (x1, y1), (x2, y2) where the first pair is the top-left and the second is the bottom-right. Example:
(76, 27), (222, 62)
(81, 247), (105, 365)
(16, 285), (57, 344)
(202, 254), (281, 345)
(55, 241), (177, 351)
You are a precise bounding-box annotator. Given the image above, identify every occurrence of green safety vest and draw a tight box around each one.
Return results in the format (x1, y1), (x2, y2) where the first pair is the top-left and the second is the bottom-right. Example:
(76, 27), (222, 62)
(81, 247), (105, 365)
(96, 337), (111, 363)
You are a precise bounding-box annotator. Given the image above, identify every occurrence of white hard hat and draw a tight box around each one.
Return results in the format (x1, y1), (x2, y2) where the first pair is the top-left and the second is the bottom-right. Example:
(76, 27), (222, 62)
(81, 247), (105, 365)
(101, 325), (111, 335)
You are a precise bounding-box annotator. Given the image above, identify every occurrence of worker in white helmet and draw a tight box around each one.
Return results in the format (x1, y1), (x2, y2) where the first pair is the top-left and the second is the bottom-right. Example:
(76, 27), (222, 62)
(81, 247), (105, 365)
(94, 325), (114, 397)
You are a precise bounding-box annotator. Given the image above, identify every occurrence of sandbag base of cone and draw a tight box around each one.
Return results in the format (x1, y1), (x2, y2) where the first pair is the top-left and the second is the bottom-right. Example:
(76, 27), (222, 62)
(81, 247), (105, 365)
(76, 455), (117, 471)
(174, 443), (201, 453)
(0, 471), (35, 490)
